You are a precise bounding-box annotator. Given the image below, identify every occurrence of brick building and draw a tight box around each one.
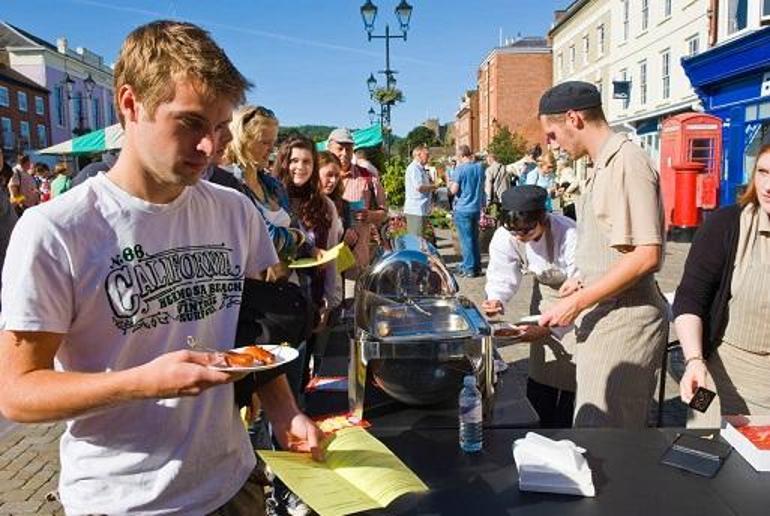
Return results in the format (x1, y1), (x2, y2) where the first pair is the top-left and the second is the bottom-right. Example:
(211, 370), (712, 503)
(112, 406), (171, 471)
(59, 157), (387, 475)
(477, 37), (552, 151)
(0, 62), (50, 160)
(455, 89), (479, 153)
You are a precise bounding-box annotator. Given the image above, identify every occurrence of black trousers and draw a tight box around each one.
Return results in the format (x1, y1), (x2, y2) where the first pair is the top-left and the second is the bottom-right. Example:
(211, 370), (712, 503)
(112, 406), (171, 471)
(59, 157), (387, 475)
(527, 378), (575, 428)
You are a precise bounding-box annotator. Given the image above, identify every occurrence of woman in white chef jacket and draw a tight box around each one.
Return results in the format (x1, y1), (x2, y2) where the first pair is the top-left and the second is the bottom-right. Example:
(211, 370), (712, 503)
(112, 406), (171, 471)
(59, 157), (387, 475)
(482, 185), (578, 427)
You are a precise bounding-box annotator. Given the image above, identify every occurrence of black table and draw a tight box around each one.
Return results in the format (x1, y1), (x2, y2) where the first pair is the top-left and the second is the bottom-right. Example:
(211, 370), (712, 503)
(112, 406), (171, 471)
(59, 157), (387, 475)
(361, 428), (769, 515)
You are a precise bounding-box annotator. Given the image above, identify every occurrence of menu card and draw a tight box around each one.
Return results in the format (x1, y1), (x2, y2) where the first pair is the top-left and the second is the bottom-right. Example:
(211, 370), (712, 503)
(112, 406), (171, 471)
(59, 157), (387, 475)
(258, 427), (428, 516)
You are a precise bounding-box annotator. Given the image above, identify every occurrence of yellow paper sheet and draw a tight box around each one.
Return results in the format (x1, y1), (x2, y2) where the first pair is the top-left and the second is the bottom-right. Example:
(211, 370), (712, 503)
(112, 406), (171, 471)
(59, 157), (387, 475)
(289, 243), (346, 269)
(258, 427), (428, 516)
(335, 243), (356, 274)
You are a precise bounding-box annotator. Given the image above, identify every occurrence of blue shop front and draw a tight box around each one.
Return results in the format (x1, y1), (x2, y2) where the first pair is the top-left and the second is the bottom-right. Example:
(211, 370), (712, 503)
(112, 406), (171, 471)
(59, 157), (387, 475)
(682, 27), (770, 206)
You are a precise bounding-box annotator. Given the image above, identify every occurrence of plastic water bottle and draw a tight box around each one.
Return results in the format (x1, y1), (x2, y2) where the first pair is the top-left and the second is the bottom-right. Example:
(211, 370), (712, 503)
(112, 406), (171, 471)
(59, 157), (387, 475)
(459, 375), (483, 452)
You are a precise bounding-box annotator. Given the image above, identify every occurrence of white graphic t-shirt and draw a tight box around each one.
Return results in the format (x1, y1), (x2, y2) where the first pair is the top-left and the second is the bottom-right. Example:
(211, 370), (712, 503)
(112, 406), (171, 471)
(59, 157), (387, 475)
(0, 173), (278, 515)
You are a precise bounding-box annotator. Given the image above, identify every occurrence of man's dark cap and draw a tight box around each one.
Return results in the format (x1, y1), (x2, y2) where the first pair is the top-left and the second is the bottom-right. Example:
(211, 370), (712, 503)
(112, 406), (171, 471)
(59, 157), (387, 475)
(501, 185), (547, 213)
(538, 81), (602, 115)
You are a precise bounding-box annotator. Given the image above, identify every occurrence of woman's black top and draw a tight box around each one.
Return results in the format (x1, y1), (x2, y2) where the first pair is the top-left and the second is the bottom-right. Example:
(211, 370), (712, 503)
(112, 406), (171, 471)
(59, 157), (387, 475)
(672, 204), (742, 358)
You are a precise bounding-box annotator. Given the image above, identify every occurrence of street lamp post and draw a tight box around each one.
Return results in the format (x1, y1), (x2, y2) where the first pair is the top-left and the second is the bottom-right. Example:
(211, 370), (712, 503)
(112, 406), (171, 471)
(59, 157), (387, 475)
(360, 0), (413, 154)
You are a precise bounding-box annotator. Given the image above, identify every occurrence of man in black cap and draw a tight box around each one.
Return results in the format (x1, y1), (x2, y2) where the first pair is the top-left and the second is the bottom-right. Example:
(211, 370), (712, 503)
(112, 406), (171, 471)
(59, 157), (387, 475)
(482, 185), (578, 427)
(537, 81), (668, 428)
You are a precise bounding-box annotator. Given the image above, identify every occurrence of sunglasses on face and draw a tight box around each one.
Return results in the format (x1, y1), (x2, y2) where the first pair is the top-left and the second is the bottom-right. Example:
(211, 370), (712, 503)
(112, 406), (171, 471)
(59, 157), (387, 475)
(243, 106), (277, 126)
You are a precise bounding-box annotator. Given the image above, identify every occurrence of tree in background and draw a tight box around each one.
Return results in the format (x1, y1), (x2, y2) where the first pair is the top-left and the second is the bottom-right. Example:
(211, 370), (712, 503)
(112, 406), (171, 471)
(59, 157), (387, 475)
(404, 125), (439, 153)
(486, 125), (527, 165)
(277, 125), (336, 145)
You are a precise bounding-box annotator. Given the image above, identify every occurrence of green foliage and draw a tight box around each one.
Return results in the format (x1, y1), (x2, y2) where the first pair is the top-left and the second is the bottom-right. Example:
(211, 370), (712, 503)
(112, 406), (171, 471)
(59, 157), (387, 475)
(372, 87), (404, 105)
(429, 207), (453, 229)
(404, 125), (439, 152)
(382, 155), (408, 208)
(487, 125), (528, 165)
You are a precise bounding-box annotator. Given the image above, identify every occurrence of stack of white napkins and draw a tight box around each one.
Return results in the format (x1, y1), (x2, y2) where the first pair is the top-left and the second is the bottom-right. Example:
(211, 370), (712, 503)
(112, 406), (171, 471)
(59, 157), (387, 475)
(512, 432), (595, 497)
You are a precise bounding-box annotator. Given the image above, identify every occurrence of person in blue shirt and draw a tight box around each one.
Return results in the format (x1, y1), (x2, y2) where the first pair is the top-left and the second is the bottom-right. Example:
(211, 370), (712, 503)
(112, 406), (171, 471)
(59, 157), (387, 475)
(403, 145), (436, 240)
(449, 144), (485, 277)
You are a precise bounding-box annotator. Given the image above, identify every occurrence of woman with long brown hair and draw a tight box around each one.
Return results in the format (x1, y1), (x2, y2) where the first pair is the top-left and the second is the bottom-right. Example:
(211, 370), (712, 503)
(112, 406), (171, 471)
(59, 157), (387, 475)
(276, 137), (342, 322)
(674, 143), (770, 425)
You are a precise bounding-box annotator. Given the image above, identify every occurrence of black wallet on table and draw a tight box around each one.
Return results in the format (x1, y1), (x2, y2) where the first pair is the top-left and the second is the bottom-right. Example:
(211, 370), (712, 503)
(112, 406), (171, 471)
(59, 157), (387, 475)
(660, 433), (732, 478)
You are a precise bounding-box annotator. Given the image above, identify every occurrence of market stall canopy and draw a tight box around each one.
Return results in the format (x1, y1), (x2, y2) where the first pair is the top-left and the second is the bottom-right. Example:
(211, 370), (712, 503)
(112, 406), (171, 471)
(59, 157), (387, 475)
(316, 124), (382, 151)
(38, 124), (123, 155)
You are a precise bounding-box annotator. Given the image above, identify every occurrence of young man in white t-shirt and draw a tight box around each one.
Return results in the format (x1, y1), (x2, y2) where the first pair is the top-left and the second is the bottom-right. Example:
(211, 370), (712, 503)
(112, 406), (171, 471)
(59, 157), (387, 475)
(0, 21), (325, 515)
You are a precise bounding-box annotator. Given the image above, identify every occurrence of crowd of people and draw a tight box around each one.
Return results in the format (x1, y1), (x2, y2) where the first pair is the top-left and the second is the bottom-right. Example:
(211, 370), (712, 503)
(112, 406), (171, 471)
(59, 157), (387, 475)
(0, 17), (767, 516)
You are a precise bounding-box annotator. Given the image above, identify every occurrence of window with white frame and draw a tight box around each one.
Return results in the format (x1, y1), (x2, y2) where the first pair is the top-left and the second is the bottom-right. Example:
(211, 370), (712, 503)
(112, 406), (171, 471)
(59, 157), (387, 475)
(641, 0), (649, 31)
(0, 86), (8, 107)
(664, 0), (672, 18)
(1, 117), (13, 149)
(54, 85), (66, 127)
(19, 121), (30, 149)
(570, 45), (576, 72)
(35, 96), (44, 115)
(558, 52), (564, 77)
(662, 50), (671, 99)
(639, 60), (648, 105)
(596, 79), (603, 99)
(597, 24), (605, 56)
(621, 69), (630, 109)
(36, 124), (47, 148)
(17, 91), (27, 112)
(726, 0), (748, 35)
(763, 0), (770, 20)
(622, 0), (630, 41)
(687, 34), (700, 56)
(583, 35), (590, 65)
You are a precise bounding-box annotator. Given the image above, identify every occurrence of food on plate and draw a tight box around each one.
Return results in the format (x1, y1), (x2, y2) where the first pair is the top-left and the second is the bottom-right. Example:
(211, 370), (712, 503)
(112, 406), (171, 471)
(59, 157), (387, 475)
(494, 326), (523, 337)
(224, 345), (277, 367)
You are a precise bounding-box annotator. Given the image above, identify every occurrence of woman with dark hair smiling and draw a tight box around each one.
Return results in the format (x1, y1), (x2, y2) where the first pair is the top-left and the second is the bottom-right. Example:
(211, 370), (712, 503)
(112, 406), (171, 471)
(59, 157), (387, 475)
(276, 137), (342, 327)
(674, 143), (770, 425)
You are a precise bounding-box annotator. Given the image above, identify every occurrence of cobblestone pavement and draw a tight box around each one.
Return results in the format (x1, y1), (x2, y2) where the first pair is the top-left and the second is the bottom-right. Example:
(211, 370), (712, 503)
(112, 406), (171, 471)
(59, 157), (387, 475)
(0, 228), (692, 512)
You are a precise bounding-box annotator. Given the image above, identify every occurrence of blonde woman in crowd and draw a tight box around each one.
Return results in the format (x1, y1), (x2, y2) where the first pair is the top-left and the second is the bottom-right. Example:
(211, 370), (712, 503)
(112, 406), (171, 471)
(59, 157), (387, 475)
(674, 143), (770, 425)
(223, 105), (310, 279)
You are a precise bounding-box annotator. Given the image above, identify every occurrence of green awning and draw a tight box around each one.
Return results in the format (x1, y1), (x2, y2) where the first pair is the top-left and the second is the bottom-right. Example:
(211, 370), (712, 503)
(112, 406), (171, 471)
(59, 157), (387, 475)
(316, 124), (383, 151)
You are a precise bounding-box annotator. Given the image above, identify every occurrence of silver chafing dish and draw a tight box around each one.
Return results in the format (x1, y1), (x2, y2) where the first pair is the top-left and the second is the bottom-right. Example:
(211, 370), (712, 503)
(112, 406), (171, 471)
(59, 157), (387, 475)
(349, 234), (495, 419)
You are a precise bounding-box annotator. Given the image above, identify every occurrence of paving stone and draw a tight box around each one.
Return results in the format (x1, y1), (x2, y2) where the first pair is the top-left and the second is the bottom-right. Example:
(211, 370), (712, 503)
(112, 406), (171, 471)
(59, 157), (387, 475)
(0, 488), (36, 502)
(0, 499), (45, 513)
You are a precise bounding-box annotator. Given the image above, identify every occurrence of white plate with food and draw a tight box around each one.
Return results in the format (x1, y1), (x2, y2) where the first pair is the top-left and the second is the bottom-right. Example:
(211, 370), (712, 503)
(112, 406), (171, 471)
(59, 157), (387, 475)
(209, 345), (298, 372)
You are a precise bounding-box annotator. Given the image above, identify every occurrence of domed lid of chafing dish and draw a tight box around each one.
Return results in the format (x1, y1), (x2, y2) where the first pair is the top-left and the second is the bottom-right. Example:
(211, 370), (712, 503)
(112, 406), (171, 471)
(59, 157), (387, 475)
(358, 234), (457, 298)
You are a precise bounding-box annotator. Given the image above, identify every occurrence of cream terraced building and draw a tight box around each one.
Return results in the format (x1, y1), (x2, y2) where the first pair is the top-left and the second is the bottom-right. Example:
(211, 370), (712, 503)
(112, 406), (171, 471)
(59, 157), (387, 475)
(549, 0), (711, 167)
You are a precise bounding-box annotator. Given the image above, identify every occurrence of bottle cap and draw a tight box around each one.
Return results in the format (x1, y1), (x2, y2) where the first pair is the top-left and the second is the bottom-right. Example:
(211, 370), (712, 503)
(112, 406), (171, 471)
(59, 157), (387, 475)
(463, 375), (476, 387)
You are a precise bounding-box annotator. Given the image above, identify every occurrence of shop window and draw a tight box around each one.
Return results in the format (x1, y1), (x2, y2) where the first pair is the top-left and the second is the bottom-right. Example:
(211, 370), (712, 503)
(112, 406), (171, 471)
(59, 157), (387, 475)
(759, 101), (770, 120)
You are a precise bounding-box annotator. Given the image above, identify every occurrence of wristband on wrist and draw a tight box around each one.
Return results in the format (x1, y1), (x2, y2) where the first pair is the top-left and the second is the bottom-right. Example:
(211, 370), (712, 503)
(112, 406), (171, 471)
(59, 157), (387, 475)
(685, 356), (705, 368)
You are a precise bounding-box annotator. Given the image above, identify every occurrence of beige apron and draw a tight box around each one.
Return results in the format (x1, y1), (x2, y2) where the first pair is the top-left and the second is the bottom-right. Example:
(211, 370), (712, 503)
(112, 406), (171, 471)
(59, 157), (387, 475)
(569, 179), (668, 428)
(515, 222), (576, 392)
(690, 238), (770, 427)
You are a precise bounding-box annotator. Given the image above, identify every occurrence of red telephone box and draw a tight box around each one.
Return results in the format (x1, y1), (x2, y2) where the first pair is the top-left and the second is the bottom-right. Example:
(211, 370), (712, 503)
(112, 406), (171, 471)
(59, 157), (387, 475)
(659, 113), (723, 229)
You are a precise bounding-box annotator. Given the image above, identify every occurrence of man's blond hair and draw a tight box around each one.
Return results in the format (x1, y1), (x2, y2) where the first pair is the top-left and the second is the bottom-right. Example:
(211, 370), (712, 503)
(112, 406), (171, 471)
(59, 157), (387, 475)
(223, 106), (279, 171)
(113, 20), (250, 126)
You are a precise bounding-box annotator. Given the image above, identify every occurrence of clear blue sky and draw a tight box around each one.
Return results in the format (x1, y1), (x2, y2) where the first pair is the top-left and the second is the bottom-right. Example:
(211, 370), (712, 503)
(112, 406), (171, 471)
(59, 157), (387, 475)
(2, 0), (571, 136)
